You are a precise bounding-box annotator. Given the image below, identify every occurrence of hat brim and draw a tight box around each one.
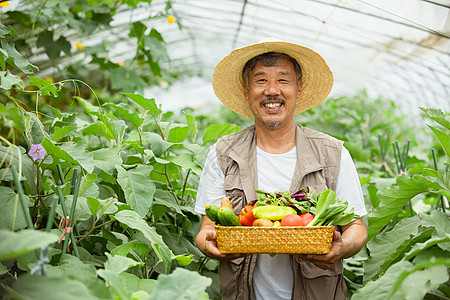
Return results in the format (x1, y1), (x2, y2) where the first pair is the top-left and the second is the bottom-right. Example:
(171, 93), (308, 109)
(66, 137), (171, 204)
(212, 41), (334, 119)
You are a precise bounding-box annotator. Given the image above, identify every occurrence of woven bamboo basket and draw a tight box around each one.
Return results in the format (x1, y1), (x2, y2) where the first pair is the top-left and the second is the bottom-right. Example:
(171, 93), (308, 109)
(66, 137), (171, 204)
(215, 225), (335, 254)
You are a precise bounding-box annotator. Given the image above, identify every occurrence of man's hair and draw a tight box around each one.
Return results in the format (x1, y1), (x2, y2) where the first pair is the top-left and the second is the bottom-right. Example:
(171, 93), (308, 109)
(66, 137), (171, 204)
(242, 52), (302, 86)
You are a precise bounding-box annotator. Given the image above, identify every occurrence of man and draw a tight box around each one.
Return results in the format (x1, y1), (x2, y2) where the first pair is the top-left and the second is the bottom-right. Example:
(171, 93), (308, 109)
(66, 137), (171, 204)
(195, 39), (368, 300)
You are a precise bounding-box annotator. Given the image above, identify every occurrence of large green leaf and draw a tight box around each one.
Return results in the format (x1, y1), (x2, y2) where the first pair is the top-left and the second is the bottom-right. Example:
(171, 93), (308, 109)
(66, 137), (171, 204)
(113, 210), (172, 273)
(0, 70), (23, 90)
(202, 123), (241, 143)
(155, 153), (202, 177)
(363, 216), (422, 282)
(153, 189), (184, 216)
(82, 108), (126, 143)
(92, 146), (122, 175)
(96, 269), (131, 300)
(119, 272), (156, 295)
(0, 39), (37, 73)
(367, 175), (430, 240)
(367, 185), (380, 208)
(58, 195), (92, 222)
(0, 103), (25, 133)
(0, 189), (27, 230)
(167, 125), (188, 143)
(390, 263), (450, 300)
(352, 261), (412, 300)
(42, 139), (95, 173)
(428, 125), (450, 159)
(156, 225), (204, 259)
(22, 110), (49, 145)
(46, 255), (111, 299)
(403, 234), (450, 261)
(145, 132), (173, 157)
(106, 102), (144, 128)
(86, 197), (118, 218)
(0, 145), (36, 194)
(185, 113), (198, 143)
(420, 210), (450, 241)
(110, 240), (149, 257)
(420, 107), (450, 130)
(122, 93), (162, 117)
(104, 252), (143, 274)
(146, 268), (211, 300)
(116, 165), (155, 217)
(50, 126), (77, 142)
(10, 274), (100, 300)
(78, 173), (98, 197)
(0, 229), (59, 261)
(0, 186), (15, 212)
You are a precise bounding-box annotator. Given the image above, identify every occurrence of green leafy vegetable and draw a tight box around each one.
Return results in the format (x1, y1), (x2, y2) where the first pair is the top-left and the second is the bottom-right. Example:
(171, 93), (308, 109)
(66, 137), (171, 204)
(307, 189), (358, 226)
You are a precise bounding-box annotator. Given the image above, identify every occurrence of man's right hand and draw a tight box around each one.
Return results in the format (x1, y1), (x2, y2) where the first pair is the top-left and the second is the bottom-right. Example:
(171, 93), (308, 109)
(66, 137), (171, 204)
(196, 215), (249, 261)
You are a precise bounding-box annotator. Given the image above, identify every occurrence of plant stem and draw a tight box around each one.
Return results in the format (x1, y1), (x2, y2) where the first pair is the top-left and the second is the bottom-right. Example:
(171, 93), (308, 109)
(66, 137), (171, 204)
(153, 115), (164, 140)
(147, 260), (161, 279)
(164, 164), (173, 189)
(11, 166), (34, 229)
(181, 169), (191, 204)
(431, 149), (446, 212)
(138, 127), (144, 164)
(57, 164), (65, 185)
(76, 220), (113, 244)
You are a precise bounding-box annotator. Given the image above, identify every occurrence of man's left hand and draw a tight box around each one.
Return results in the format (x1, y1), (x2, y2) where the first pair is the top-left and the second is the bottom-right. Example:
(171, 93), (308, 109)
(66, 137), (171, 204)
(294, 218), (367, 270)
(295, 230), (344, 269)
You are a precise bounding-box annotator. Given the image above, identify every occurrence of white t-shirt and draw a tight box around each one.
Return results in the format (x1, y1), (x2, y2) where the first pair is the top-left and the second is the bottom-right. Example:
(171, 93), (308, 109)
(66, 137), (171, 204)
(195, 144), (367, 300)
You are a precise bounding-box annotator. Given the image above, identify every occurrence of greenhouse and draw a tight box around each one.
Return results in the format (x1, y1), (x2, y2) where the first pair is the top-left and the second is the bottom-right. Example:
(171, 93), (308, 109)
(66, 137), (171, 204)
(0, 0), (449, 299)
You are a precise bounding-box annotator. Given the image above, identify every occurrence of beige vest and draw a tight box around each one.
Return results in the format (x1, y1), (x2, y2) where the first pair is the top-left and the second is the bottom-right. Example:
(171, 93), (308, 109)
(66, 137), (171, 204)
(215, 124), (347, 300)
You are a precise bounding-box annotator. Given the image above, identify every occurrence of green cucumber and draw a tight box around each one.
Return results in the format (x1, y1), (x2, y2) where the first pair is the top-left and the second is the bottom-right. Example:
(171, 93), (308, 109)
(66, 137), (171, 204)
(217, 207), (241, 226)
(205, 204), (220, 223)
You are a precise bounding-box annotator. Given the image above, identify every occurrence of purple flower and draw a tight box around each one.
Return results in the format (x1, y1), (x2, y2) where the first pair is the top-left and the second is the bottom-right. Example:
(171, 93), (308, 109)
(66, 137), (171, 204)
(28, 144), (46, 161)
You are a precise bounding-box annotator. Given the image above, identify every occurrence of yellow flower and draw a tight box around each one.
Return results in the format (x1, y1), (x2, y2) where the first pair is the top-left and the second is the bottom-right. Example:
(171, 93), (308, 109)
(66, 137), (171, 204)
(45, 77), (54, 83)
(74, 43), (84, 50)
(118, 61), (124, 66)
(167, 16), (176, 24)
(0, 2), (10, 8)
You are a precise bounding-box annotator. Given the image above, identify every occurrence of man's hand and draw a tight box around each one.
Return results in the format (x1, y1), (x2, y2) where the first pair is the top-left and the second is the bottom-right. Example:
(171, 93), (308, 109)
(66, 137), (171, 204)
(196, 215), (248, 261)
(294, 218), (367, 269)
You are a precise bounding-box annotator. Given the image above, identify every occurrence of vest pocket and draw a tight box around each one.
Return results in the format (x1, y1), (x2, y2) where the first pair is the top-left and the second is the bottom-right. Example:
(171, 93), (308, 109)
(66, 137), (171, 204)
(224, 173), (246, 213)
(218, 257), (245, 299)
(297, 258), (343, 278)
(306, 183), (329, 194)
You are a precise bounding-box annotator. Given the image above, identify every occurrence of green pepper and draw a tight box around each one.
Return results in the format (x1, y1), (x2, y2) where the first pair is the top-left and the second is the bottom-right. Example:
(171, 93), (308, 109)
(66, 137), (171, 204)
(252, 206), (296, 220)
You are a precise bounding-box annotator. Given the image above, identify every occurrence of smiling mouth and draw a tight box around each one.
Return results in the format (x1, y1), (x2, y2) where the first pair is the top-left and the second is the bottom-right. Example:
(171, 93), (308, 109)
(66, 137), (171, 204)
(264, 102), (282, 109)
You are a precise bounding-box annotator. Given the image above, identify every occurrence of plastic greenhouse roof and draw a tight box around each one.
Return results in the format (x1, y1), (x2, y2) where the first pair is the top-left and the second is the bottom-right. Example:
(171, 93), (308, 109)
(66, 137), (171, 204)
(149, 0), (450, 115)
(6, 0), (450, 115)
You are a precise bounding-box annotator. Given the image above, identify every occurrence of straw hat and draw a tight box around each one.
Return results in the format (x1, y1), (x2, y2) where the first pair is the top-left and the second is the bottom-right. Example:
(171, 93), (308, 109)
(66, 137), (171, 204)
(212, 39), (334, 119)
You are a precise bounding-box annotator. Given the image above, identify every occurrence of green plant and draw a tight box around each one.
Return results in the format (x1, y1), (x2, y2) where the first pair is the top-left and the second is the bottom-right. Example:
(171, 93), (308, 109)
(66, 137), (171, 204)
(346, 107), (450, 300)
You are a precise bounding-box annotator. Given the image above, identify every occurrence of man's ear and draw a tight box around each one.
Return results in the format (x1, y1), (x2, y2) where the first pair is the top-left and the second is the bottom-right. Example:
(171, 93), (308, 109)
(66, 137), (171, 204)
(297, 79), (302, 98)
(243, 82), (249, 100)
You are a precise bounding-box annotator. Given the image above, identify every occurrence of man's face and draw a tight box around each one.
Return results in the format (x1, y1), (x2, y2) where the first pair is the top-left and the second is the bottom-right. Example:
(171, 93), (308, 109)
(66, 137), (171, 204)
(244, 59), (301, 130)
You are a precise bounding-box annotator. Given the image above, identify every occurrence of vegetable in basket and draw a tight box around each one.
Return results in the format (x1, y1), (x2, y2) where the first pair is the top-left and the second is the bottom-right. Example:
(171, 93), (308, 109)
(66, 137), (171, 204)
(252, 205), (297, 220)
(253, 188), (357, 227)
(306, 189), (358, 226)
(239, 205), (257, 226)
(218, 207), (241, 226)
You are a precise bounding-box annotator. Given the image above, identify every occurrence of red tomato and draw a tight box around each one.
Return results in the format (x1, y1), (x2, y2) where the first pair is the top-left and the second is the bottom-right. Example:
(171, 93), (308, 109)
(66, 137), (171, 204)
(298, 212), (314, 226)
(281, 213), (314, 226)
(239, 205), (257, 226)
